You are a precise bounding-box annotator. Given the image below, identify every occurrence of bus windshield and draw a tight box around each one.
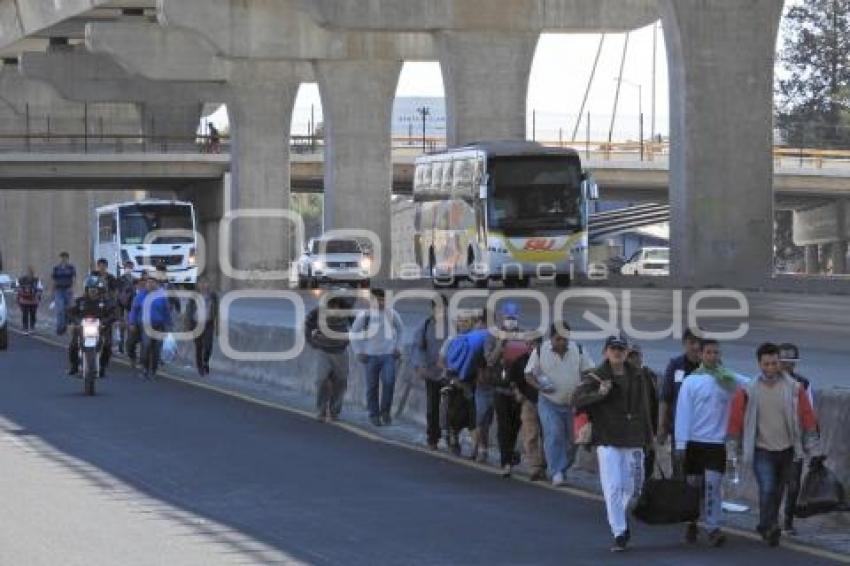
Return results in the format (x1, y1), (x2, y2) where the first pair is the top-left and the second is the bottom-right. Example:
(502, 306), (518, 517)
(119, 204), (195, 245)
(488, 157), (582, 234)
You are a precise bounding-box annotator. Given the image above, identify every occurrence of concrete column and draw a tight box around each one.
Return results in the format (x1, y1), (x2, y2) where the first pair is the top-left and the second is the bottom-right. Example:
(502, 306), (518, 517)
(438, 31), (538, 146)
(225, 68), (299, 283)
(661, 0), (784, 288)
(315, 59), (401, 280)
(805, 244), (821, 275)
(141, 102), (203, 141)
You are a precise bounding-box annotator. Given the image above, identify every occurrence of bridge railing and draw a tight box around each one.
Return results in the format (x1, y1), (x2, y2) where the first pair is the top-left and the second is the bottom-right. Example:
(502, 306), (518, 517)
(2, 131), (850, 170)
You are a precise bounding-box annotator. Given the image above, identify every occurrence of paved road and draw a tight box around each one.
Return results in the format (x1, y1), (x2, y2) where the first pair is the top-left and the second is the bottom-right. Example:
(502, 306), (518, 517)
(0, 335), (839, 565)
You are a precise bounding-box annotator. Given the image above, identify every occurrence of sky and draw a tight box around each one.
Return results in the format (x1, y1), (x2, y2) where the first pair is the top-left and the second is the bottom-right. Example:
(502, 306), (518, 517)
(209, 9), (799, 143)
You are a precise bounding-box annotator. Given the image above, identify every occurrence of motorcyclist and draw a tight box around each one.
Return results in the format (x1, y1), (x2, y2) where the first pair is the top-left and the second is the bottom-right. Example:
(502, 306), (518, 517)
(67, 275), (118, 377)
(93, 258), (119, 300)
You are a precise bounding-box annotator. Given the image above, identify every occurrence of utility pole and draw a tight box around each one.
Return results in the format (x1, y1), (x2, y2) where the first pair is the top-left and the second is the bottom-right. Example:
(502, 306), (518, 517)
(609, 32), (630, 146)
(651, 20), (658, 147)
(572, 34), (606, 142)
(417, 106), (430, 152)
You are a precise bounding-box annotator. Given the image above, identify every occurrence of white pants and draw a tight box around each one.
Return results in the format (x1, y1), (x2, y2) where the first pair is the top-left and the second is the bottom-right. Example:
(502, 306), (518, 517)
(597, 446), (645, 538)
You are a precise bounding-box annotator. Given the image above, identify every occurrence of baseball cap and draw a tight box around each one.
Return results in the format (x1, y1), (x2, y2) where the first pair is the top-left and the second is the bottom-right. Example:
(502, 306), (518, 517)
(778, 343), (800, 362)
(605, 335), (629, 350)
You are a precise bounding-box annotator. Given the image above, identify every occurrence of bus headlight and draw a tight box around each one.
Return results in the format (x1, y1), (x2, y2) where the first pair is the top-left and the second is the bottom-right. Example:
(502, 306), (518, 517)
(188, 247), (197, 266)
(360, 256), (372, 272)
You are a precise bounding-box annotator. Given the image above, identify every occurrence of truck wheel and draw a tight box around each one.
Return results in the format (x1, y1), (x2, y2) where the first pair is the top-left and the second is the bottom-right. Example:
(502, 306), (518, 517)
(555, 274), (571, 288)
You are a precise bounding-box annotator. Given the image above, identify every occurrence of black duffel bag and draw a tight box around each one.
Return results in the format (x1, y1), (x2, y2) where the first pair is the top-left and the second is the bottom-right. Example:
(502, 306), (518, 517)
(633, 468), (701, 525)
(795, 458), (847, 518)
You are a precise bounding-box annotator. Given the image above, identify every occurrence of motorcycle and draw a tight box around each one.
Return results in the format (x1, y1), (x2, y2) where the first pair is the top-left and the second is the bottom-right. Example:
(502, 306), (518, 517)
(79, 317), (102, 396)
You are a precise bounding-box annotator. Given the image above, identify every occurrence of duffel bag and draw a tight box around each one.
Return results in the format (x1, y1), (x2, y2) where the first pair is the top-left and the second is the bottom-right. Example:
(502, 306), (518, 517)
(633, 468), (700, 525)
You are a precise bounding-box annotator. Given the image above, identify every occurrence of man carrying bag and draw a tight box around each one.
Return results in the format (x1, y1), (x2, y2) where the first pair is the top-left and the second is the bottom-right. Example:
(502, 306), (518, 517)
(573, 335), (657, 553)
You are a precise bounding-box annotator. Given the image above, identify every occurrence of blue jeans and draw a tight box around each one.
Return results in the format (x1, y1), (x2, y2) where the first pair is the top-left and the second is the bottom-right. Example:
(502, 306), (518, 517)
(365, 354), (397, 418)
(753, 448), (795, 533)
(537, 396), (576, 477)
(475, 385), (495, 430)
(54, 287), (73, 335)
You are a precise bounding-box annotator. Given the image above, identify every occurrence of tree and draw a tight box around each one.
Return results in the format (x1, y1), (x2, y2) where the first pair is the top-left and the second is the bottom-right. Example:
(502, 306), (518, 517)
(776, 0), (850, 147)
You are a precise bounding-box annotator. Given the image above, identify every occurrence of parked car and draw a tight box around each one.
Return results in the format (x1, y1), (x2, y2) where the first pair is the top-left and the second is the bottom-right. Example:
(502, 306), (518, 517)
(620, 247), (670, 276)
(0, 275), (10, 350)
(295, 237), (371, 289)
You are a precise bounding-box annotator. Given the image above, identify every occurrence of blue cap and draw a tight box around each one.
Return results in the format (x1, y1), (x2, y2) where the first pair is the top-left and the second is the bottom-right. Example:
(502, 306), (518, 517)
(500, 302), (521, 318)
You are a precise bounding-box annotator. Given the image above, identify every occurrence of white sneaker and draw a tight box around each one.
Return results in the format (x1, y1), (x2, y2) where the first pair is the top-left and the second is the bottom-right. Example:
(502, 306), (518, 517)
(552, 472), (565, 487)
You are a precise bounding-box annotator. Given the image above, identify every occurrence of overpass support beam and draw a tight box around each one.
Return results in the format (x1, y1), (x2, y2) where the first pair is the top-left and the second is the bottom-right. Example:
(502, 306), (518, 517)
(316, 59), (401, 280)
(661, 0), (783, 288)
(225, 65), (300, 282)
(438, 31), (538, 146)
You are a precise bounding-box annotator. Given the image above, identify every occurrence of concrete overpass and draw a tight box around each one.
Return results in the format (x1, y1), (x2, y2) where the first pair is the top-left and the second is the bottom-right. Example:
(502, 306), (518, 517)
(2, 150), (850, 204)
(0, 0), (836, 290)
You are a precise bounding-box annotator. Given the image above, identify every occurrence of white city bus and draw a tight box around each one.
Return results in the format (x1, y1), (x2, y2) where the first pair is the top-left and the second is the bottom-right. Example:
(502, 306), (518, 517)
(413, 141), (598, 287)
(94, 200), (199, 286)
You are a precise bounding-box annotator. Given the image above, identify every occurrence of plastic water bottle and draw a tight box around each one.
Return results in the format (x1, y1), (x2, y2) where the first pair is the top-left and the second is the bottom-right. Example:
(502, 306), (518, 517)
(726, 456), (741, 485)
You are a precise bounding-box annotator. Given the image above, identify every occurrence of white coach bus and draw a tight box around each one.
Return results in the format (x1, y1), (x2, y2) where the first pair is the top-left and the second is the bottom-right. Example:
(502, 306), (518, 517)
(94, 199), (199, 286)
(413, 140), (598, 287)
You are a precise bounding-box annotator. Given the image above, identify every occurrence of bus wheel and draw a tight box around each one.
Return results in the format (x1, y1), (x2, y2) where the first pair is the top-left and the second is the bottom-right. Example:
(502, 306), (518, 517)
(555, 274), (571, 288)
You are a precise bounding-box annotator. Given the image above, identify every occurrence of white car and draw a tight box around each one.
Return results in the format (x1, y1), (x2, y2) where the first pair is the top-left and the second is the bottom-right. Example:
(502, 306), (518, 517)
(0, 274), (10, 350)
(296, 238), (371, 289)
(621, 247), (670, 276)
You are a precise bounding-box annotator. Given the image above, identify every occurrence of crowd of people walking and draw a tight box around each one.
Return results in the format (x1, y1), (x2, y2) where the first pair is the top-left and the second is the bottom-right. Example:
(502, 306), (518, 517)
(304, 289), (829, 553)
(9, 267), (833, 553)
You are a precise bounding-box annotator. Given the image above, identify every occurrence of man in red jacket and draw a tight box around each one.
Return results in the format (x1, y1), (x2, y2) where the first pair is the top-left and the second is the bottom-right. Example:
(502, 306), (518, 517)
(727, 342), (823, 547)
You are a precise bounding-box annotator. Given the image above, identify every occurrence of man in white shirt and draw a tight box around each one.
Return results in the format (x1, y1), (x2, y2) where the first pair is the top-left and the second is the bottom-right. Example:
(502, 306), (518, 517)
(525, 323), (594, 486)
(675, 338), (747, 547)
(349, 289), (404, 427)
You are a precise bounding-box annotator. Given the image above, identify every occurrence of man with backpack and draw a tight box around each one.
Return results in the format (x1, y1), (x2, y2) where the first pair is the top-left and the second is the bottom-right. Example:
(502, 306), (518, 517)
(525, 323), (594, 486)
(482, 303), (533, 476)
(15, 266), (43, 335)
(411, 295), (449, 449)
(438, 311), (489, 456)
(350, 289), (404, 427)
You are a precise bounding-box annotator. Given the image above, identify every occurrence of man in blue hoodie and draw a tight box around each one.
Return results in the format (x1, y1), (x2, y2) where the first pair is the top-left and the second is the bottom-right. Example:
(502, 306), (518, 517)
(140, 272), (173, 379)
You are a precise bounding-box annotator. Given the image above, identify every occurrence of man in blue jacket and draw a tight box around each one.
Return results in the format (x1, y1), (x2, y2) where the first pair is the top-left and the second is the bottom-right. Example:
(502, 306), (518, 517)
(140, 272), (173, 379)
